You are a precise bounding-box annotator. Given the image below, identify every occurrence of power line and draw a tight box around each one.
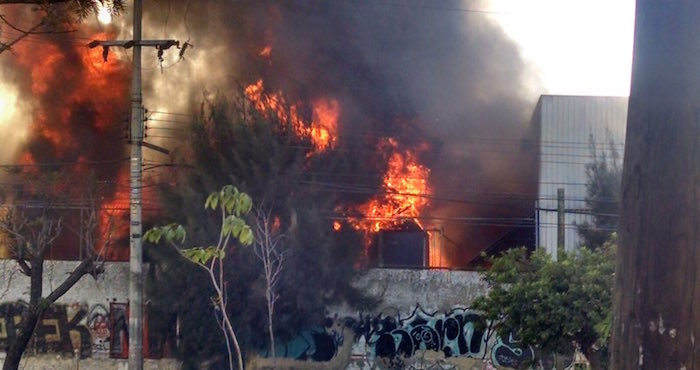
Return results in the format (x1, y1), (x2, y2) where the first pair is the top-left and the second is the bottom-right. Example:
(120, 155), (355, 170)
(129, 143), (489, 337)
(0, 157), (129, 169)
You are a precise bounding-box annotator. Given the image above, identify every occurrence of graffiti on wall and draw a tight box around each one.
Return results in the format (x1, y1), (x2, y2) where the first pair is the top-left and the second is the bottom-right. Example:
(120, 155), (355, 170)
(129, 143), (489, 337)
(88, 304), (110, 356)
(0, 301), (171, 359)
(265, 306), (572, 369)
(263, 318), (346, 361)
(357, 306), (574, 369)
(109, 302), (128, 359)
(359, 307), (491, 360)
(0, 302), (92, 358)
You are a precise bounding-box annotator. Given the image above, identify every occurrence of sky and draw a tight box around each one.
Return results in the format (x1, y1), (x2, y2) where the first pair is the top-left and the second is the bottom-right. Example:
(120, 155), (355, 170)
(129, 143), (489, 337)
(486, 0), (636, 97)
(0, 0), (636, 126)
(0, 0), (639, 264)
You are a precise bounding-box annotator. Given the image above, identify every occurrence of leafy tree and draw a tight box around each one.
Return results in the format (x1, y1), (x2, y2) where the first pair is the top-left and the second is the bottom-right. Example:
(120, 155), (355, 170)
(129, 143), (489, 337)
(145, 185), (254, 370)
(577, 136), (622, 249)
(0, 171), (114, 370)
(473, 236), (616, 370)
(145, 95), (374, 367)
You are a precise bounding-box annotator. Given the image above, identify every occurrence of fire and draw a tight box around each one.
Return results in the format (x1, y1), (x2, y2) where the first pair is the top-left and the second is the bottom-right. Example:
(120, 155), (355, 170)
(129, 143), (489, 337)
(98, 171), (130, 260)
(244, 78), (436, 265)
(242, 45), (439, 265)
(347, 138), (431, 232)
(259, 46), (272, 58)
(9, 28), (131, 260)
(310, 98), (339, 151)
(244, 79), (338, 152)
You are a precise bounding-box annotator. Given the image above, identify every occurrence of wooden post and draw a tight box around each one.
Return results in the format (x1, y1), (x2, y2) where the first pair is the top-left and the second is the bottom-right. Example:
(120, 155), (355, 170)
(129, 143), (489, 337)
(611, 1), (700, 368)
(557, 188), (565, 260)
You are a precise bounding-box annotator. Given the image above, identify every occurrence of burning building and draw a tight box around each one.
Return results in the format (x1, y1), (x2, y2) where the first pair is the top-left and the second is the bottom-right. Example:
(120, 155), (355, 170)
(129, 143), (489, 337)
(0, 4), (132, 261)
(0, 0), (541, 267)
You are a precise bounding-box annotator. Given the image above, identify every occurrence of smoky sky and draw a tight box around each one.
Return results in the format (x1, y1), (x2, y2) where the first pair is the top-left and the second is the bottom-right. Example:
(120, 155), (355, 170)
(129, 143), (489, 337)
(0, 0), (541, 265)
(137, 0), (541, 265)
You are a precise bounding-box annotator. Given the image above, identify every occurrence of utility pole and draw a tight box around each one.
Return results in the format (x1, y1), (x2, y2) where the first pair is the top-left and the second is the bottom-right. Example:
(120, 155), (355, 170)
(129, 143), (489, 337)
(611, 1), (700, 368)
(89, 1), (179, 368)
(128, 1), (143, 368)
(556, 188), (564, 260)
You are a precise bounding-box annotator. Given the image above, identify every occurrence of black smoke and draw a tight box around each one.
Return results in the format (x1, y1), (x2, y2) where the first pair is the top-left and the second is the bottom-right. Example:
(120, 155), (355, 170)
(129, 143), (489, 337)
(142, 0), (540, 266)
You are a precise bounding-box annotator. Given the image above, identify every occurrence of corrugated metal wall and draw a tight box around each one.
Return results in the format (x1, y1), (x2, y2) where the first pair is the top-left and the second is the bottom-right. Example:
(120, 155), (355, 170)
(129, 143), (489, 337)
(534, 95), (628, 256)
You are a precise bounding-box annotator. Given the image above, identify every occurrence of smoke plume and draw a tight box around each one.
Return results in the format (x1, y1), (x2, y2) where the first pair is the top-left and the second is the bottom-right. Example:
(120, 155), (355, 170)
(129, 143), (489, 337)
(2, 0), (541, 265)
(142, 0), (539, 265)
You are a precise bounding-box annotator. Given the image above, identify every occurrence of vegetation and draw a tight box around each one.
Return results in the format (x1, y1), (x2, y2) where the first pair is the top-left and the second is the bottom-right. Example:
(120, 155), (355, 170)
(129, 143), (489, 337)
(251, 206), (288, 361)
(145, 185), (255, 370)
(0, 171), (113, 370)
(144, 95), (374, 368)
(577, 135), (622, 249)
(473, 236), (616, 369)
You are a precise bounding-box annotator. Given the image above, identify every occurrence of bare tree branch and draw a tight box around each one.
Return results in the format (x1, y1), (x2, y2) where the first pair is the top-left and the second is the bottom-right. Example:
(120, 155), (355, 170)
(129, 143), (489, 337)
(44, 258), (101, 303)
(253, 205), (289, 359)
(0, 171), (112, 370)
(16, 257), (31, 276)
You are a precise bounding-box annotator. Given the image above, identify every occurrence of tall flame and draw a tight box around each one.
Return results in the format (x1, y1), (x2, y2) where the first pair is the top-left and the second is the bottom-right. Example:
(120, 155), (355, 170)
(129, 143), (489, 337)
(244, 79), (338, 152)
(244, 47), (436, 266)
(8, 29), (131, 260)
(350, 138), (431, 232)
(336, 137), (437, 265)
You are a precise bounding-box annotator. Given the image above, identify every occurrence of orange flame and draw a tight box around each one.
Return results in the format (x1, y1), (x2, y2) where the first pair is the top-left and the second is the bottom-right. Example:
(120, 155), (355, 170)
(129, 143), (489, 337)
(259, 46), (272, 58)
(245, 79), (438, 266)
(10, 29), (131, 261)
(98, 171), (130, 260)
(244, 79), (338, 152)
(339, 138), (432, 239)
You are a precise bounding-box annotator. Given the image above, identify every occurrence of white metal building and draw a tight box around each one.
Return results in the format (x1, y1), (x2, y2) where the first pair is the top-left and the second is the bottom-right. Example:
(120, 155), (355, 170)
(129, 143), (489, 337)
(533, 95), (628, 257)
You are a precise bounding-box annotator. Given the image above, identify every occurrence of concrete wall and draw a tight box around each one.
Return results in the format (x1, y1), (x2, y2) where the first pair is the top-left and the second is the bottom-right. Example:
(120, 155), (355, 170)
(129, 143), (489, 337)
(0, 260), (128, 306)
(250, 269), (579, 369)
(0, 260), (170, 368)
(1, 265), (576, 369)
(0, 356), (180, 370)
(354, 268), (487, 313)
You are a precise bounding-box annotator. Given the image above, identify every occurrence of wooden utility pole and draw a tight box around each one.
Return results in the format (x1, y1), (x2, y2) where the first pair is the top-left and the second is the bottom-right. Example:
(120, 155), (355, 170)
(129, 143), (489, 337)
(556, 187), (565, 259)
(128, 1), (144, 368)
(89, 2), (178, 368)
(611, 1), (700, 369)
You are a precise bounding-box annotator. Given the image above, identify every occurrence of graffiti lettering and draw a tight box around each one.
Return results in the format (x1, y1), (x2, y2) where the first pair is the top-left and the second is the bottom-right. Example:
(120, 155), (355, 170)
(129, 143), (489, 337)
(359, 307), (490, 360)
(356, 306), (573, 369)
(263, 318), (346, 361)
(265, 306), (574, 369)
(0, 301), (176, 360)
(490, 333), (534, 368)
(0, 302), (91, 358)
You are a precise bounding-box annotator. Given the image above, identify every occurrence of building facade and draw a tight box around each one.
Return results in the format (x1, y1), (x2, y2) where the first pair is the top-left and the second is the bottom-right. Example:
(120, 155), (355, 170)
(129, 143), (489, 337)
(533, 95), (628, 256)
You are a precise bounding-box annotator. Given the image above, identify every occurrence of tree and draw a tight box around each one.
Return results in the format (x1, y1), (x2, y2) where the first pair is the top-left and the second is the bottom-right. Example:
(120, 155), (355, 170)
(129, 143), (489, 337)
(145, 185), (254, 370)
(0, 171), (114, 370)
(0, 0), (123, 54)
(473, 237), (616, 369)
(612, 1), (700, 368)
(251, 206), (288, 361)
(145, 94), (374, 366)
(577, 135), (622, 249)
